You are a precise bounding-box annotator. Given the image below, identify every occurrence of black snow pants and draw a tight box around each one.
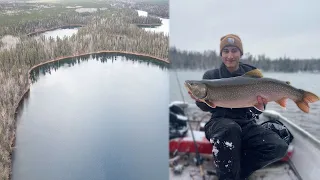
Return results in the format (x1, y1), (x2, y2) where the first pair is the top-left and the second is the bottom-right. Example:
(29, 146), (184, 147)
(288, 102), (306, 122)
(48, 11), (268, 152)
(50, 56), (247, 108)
(204, 117), (289, 180)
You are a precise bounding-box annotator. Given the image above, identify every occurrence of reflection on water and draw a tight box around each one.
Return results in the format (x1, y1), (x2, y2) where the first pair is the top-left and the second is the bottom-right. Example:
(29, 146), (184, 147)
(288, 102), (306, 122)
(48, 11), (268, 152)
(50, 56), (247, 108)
(30, 52), (168, 84)
(12, 53), (169, 180)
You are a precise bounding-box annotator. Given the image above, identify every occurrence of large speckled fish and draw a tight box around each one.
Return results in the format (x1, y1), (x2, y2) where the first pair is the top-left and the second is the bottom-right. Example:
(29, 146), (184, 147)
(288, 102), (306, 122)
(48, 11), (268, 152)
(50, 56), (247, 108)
(184, 69), (320, 113)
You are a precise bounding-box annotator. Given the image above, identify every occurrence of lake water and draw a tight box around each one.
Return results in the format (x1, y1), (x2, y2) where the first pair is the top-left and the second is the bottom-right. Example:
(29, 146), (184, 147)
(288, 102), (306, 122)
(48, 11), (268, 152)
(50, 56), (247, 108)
(11, 9), (171, 180)
(170, 70), (320, 140)
(137, 10), (169, 36)
(144, 18), (169, 36)
(41, 28), (79, 39)
(12, 53), (169, 180)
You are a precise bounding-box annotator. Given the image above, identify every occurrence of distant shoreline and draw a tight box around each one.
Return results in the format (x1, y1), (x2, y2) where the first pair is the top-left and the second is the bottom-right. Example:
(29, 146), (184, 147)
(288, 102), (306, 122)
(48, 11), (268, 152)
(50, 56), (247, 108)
(9, 50), (169, 180)
(135, 23), (162, 27)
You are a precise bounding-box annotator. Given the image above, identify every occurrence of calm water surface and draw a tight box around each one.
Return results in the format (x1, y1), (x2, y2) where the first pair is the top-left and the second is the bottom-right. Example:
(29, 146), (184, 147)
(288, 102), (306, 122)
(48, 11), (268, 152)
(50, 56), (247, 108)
(137, 10), (169, 36)
(12, 54), (169, 180)
(170, 70), (320, 140)
(41, 28), (79, 39)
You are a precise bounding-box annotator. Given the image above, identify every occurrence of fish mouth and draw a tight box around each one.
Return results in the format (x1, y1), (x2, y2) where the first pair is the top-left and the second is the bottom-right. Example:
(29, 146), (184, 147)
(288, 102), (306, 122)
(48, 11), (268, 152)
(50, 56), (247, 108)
(184, 80), (207, 99)
(184, 81), (192, 92)
(184, 80), (195, 90)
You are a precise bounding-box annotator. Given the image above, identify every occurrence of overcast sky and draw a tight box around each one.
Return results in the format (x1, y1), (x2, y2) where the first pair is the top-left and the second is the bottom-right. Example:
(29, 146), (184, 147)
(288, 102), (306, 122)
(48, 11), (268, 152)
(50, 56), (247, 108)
(170, 0), (320, 59)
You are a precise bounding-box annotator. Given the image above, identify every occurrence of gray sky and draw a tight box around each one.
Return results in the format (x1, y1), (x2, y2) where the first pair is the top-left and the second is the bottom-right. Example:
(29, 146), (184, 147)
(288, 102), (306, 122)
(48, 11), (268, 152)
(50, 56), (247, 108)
(170, 0), (320, 59)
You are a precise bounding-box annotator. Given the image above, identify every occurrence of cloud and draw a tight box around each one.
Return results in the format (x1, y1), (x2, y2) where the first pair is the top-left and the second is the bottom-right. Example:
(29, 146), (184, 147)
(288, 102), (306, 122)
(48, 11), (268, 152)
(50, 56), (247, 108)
(170, 0), (320, 59)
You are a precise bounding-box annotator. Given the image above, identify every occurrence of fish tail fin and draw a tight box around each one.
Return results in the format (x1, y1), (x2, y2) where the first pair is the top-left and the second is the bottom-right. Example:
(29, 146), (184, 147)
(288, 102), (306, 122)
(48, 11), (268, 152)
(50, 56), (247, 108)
(295, 90), (320, 113)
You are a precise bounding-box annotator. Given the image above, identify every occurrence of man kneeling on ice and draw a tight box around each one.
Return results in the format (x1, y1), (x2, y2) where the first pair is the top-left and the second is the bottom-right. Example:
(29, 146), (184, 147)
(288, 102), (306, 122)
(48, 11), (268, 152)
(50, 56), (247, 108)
(188, 34), (289, 180)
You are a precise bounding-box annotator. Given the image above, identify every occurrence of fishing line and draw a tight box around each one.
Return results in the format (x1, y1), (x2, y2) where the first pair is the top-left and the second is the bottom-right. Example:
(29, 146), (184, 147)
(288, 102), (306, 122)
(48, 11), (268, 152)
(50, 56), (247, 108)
(174, 70), (185, 103)
(173, 69), (206, 180)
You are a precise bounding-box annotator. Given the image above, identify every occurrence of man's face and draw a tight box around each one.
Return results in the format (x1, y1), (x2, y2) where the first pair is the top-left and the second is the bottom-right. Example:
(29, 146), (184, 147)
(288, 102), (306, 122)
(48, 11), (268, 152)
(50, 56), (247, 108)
(221, 46), (241, 69)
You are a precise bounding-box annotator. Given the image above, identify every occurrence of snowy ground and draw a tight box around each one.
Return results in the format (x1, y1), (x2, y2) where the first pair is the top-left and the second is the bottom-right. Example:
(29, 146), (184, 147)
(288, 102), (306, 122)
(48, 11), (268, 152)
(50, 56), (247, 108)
(1, 35), (20, 51)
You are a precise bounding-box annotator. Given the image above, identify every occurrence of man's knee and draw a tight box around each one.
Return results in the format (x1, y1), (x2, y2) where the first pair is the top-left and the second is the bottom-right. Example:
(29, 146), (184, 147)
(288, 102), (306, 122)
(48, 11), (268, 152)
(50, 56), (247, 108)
(273, 138), (289, 159)
(205, 119), (242, 179)
(205, 118), (242, 141)
(260, 133), (289, 162)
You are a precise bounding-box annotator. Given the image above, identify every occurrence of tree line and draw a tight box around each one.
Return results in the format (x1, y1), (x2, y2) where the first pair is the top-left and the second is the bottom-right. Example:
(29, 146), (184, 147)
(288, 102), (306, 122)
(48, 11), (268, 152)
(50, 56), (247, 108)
(30, 52), (168, 84)
(127, 1), (169, 18)
(1, 16), (168, 76)
(169, 47), (320, 72)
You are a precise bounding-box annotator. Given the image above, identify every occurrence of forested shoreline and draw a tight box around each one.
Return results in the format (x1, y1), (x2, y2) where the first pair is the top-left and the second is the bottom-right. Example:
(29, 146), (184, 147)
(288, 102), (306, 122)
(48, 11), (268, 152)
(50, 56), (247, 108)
(29, 51), (169, 84)
(169, 47), (320, 72)
(0, 1), (168, 179)
(128, 1), (169, 18)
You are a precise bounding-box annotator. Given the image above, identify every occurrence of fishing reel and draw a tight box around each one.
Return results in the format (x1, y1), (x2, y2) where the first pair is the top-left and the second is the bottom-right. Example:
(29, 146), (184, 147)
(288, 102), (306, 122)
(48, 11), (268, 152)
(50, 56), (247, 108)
(169, 104), (189, 140)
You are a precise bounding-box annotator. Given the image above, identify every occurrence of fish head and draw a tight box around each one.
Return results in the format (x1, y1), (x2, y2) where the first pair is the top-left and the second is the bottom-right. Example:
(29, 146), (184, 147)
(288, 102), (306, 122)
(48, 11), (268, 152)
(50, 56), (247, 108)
(184, 80), (207, 99)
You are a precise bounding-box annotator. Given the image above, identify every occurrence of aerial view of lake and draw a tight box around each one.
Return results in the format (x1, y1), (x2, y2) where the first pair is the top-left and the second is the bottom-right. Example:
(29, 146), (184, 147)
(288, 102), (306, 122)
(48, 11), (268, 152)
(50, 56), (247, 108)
(12, 53), (169, 180)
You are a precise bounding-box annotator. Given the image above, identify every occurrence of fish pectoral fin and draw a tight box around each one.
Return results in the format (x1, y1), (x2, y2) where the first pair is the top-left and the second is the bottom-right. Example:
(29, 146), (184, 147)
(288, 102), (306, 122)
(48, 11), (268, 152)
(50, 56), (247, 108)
(202, 99), (216, 108)
(275, 97), (287, 109)
(253, 104), (264, 112)
(242, 69), (263, 78)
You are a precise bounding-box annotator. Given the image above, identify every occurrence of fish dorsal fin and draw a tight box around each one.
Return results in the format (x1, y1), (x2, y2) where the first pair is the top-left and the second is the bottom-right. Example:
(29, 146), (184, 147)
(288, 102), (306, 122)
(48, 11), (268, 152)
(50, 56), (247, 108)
(242, 69), (263, 78)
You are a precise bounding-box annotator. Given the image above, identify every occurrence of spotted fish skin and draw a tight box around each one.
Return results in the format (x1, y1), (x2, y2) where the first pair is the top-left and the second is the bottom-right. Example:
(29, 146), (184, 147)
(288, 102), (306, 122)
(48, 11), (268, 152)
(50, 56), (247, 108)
(184, 69), (320, 113)
(203, 77), (300, 107)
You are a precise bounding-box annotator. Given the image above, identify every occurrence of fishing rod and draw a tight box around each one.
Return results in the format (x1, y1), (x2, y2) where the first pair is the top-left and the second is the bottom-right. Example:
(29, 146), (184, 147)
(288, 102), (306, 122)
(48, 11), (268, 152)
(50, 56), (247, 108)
(174, 70), (206, 180)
